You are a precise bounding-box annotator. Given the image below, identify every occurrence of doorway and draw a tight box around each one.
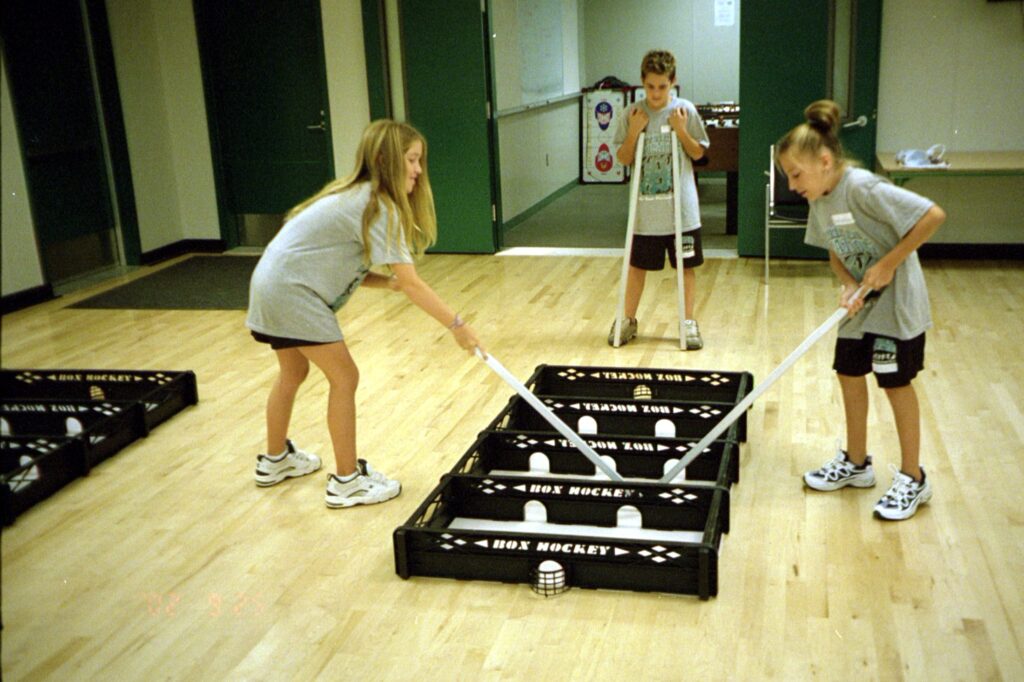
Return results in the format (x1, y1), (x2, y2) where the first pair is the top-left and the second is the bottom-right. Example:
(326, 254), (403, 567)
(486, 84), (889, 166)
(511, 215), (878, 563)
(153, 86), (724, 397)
(194, 0), (335, 248)
(738, 0), (883, 258)
(399, 0), (498, 253)
(1, 0), (129, 284)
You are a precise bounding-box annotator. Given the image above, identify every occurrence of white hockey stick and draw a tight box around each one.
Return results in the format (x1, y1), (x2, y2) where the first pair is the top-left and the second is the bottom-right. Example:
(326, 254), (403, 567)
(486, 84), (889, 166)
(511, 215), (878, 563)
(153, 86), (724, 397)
(476, 349), (625, 482)
(612, 132), (645, 347)
(659, 287), (871, 482)
(672, 135), (686, 350)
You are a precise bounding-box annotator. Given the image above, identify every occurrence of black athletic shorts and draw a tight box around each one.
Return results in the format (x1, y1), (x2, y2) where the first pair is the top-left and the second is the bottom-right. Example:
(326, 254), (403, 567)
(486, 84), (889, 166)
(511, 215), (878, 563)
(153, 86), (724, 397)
(251, 331), (331, 350)
(629, 231), (704, 271)
(833, 332), (926, 388)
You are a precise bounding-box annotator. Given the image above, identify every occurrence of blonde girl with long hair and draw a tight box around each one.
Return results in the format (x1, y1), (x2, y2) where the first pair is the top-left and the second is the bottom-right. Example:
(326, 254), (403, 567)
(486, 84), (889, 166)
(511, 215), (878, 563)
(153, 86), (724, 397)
(246, 120), (482, 509)
(776, 100), (945, 521)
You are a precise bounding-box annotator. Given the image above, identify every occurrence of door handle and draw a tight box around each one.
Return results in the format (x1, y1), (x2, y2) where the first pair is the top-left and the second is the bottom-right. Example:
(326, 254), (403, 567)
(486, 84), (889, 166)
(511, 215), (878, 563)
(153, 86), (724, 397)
(842, 114), (868, 129)
(306, 110), (327, 132)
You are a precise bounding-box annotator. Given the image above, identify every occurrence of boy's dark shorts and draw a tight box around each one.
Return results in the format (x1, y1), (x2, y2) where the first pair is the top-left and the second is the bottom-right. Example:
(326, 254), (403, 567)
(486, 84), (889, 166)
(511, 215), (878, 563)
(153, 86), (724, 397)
(630, 230), (704, 271)
(251, 331), (331, 350)
(833, 332), (926, 388)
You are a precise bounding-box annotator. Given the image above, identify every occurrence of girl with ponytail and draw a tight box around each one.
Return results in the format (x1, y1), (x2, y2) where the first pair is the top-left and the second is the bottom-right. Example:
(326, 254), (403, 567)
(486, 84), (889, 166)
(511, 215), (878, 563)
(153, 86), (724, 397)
(776, 100), (946, 521)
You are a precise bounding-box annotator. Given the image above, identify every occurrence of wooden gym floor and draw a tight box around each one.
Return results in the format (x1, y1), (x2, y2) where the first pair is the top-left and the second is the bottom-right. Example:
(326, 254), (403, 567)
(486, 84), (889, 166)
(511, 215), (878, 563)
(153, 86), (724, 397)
(2, 253), (1022, 680)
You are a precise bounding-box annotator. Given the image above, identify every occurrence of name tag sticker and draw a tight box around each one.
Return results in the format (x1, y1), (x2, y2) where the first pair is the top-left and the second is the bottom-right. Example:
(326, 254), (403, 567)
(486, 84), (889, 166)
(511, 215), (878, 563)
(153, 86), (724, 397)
(660, 125), (671, 134)
(832, 212), (856, 225)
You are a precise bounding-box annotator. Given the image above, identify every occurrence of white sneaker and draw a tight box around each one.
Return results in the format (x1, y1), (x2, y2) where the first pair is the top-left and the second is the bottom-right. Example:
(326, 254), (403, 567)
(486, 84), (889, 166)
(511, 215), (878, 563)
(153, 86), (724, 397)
(357, 458), (401, 497)
(254, 439), (322, 487)
(608, 317), (638, 346)
(803, 447), (875, 491)
(684, 319), (703, 350)
(325, 470), (401, 508)
(874, 465), (932, 521)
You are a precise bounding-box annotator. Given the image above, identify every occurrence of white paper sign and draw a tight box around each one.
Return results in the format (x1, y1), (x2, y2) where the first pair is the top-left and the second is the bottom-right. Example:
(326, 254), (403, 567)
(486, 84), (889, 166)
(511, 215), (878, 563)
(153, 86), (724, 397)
(715, 0), (735, 27)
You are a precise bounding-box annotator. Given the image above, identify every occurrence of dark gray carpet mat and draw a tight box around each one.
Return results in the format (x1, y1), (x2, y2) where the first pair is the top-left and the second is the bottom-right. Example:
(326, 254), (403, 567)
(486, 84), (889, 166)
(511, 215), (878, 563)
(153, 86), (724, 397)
(70, 256), (257, 310)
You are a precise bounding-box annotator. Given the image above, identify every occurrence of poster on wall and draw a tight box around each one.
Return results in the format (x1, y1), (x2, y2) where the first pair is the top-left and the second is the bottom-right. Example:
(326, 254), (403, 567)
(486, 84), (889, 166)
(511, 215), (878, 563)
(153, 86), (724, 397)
(581, 89), (629, 183)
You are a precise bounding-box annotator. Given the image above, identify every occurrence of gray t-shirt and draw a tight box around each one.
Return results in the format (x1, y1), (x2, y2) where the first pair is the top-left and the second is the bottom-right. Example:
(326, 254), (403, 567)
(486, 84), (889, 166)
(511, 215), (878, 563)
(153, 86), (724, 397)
(246, 182), (413, 343)
(614, 94), (709, 235)
(805, 166), (934, 340)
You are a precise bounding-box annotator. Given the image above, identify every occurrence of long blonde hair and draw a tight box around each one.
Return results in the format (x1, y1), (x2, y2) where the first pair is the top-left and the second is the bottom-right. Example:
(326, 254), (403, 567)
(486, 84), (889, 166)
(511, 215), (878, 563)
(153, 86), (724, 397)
(286, 119), (437, 261)
(775, 99), (856, 168)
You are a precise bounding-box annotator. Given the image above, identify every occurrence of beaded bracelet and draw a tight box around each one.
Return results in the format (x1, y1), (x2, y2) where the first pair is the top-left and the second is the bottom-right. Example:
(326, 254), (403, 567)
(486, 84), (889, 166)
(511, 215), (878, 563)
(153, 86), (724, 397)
(448, 314), (465, 330)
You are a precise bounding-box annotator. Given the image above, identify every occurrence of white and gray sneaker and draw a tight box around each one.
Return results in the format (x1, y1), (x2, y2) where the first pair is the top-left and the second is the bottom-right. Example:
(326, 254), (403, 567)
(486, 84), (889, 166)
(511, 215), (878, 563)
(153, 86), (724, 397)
(684, 319), (703, 350)
(874, 465), (932, 521)
(803, 448), (876, 491)
(608, 317), (638, 347)
(254, 439), (322, 487)
(325, 466), (401, 509)
(357, 459), (401, 497)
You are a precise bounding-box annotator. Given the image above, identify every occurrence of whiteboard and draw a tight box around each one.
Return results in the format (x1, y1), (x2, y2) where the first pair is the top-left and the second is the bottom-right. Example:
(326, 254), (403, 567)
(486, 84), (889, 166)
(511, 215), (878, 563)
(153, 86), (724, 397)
(492, 0), (576, 113)
(517, 1), (563, 105)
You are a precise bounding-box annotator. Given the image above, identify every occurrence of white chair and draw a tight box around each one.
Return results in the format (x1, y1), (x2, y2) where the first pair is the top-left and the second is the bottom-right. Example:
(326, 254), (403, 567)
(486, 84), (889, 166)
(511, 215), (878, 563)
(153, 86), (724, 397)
(764, 145), (809, 284)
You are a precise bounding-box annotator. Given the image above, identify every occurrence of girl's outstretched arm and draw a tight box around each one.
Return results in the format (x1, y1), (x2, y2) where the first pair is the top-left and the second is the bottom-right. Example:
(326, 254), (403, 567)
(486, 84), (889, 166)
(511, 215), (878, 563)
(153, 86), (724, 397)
(862, 205), (946, 292)
(390, 262), (483, 353)
(361, 272), (396, 289)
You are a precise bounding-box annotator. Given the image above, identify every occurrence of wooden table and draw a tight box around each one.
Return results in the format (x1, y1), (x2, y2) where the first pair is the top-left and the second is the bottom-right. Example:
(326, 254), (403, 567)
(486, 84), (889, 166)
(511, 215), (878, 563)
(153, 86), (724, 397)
(696, 124), (739, 233)
(876, 150), (1024, 186)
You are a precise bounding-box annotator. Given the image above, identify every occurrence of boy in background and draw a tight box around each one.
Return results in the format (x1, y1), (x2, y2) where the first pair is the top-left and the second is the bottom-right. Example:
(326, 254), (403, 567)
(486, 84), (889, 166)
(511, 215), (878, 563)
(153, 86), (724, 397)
(609, 49), (709, 349)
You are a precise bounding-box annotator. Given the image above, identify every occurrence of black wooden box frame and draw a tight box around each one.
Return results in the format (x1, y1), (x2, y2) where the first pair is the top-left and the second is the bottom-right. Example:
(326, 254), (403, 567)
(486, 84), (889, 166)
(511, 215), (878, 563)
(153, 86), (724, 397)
(394, 473), (729, 599)
(0, 369), (198, 429)
(525, 364), (754, 405)
(0, 399), (148, 471)
(1, 436), (87, 525)
(488, 394), (746, 443)
(524, 364), (753, 440)
(451, 429), (739, 488)
(394, 363), (754, 599)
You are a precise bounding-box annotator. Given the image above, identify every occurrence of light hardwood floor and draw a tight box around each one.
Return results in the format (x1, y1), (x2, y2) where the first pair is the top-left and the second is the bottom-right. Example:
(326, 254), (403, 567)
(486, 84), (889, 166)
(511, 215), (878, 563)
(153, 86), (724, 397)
(2, 253), (1022, 680)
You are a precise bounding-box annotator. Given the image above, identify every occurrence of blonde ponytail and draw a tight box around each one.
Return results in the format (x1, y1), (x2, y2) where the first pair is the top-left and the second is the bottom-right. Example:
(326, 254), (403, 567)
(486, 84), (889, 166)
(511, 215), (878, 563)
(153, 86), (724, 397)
(776, 99), (852, 167)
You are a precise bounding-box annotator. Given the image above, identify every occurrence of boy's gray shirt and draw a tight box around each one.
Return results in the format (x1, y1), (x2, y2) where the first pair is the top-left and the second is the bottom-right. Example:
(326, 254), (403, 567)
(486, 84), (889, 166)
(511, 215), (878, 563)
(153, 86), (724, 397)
(613, 94), (709, 235)
(804, 166), (934, 340)
(246, 182), (413, 342)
